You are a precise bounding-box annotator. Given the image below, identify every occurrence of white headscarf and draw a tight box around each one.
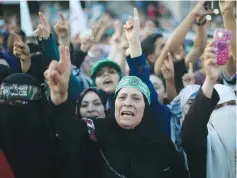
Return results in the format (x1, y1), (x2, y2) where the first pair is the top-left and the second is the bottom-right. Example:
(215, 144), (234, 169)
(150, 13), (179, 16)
(206, 84), (236, 178)
(170, 84), (236, 177)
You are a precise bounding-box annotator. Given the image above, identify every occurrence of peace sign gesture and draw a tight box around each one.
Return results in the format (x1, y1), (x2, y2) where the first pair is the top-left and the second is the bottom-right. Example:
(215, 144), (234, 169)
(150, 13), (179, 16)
(34, 12), (50, 40)
(44, 45), (71, 105)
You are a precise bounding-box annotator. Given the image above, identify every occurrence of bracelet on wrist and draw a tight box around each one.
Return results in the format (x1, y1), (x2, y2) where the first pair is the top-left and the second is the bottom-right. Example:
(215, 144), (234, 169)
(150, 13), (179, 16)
(195, 16), (207, 26)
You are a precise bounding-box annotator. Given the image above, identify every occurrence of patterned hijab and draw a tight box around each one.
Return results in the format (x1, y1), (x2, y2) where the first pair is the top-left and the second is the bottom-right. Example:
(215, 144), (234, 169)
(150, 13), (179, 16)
(168, 84), (200, 152)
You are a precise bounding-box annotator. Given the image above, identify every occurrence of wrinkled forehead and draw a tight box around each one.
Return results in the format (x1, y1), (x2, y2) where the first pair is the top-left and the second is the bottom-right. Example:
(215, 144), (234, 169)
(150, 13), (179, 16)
(117, 87), (143, 97)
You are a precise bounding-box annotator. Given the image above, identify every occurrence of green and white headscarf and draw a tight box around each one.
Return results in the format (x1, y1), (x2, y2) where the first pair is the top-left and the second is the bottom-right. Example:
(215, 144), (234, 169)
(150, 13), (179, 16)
(115, 76), (151, 105)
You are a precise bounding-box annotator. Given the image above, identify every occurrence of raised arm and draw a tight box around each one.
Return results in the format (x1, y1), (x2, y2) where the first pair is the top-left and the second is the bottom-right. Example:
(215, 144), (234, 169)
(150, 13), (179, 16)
(93, 14), (110, 43)
(219, 0), (236, 83)
(181, 41), (221, 178)
(124, 8), (171, 136)
(72, 26), (97, 68)
(34, 12), (59, 61)
(182, 41), (222, 138)
(154, 1), (212, 73)
(45, 46), (97, 142)
(185, 22), (207, 67)
(161, 53), (177, 102)
(34, 12), (86, 99)
(54, 12), (70, 47)
(12, 31), (31, 73)
(44, 45), (71, 105)
(11, 32), (48, 83)
(107, 22), (127, 75)
(45, 47), (90, 177)
(202, 41), (223, 98)
(219, 0), (236, 58)
(123, 8), (152, 95)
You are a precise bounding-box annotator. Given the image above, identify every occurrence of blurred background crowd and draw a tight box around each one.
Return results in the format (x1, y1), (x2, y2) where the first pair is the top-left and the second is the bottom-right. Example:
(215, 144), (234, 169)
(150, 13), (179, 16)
(0, 1), (236, 178)
(0, 0), (233, 85)
(0, 1), (227, 52)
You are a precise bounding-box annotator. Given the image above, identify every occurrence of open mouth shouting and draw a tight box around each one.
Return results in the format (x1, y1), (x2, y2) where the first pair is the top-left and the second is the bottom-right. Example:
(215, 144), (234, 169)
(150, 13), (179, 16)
(121, 111), (135, 118)
(103, 78), (113, 86)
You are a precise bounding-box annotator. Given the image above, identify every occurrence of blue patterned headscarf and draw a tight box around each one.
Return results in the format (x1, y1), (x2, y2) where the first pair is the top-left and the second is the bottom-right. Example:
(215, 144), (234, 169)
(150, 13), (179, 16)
(168, 85), (200, 152)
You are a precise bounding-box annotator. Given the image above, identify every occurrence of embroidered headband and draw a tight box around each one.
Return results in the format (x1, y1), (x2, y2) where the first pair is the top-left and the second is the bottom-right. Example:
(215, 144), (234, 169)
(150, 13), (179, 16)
(115, 76), (151, 104)
(0, 83), (41, 101)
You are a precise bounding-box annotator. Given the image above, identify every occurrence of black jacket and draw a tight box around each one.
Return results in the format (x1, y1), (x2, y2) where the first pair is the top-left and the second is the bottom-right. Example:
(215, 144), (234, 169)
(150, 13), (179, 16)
(0, 101), (56, 178)
(51, 99), (189, 178)
(181, 88), (219, 178)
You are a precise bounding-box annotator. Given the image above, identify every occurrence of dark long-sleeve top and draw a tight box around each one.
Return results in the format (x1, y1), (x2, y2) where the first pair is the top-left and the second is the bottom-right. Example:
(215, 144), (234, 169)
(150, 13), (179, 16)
(50, 98), (189, 178)
(0, 102), (56, 178)
(25, 53), (49, 83)
(173, 59), (187, 93)
(71, 45), (87, 69)
(0, 51), (20, 72)
(37, 34), (89, 100)
(181, 88), (219, 178)
(126, 54), (171, 137)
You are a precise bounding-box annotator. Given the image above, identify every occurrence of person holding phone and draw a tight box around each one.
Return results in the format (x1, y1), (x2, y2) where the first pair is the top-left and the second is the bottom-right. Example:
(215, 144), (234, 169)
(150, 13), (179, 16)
(181, 41), (236, 178)
(219, 0), (236, 92)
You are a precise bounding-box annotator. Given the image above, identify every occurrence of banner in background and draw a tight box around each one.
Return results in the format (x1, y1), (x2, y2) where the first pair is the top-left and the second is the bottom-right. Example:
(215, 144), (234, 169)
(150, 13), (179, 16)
(20, 0), (34, 37)
(69, 0), (87, 39)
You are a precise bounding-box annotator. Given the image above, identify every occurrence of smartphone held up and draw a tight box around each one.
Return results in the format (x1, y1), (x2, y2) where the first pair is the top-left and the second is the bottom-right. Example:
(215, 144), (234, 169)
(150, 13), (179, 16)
(213, 28), (231, 65)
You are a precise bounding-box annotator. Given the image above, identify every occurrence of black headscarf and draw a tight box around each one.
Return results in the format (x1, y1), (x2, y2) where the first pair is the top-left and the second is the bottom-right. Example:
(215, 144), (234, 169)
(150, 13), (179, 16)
(76, 87), (107, 118)
(91, 93), (188, 178)
(0, 64), (13, 84)
(0, 73), (54, 178)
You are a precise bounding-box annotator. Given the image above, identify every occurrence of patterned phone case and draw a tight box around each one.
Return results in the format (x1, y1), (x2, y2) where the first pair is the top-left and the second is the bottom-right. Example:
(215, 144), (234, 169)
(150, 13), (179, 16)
(213, 29), (231, 65)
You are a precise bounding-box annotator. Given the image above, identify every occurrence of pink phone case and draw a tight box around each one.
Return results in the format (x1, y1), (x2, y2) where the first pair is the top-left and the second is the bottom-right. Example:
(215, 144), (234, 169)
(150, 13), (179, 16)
(213, 28), (231, 65)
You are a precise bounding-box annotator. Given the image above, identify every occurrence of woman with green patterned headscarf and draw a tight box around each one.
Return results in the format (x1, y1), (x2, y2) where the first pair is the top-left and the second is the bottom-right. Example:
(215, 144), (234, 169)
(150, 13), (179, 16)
(49, 60), (189, 178)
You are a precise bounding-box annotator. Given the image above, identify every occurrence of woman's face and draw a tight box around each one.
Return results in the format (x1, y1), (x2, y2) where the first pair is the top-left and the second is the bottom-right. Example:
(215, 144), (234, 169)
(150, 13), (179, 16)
(80, 91), (105, 119)
(150, 75), (166, 103)
(115, 88), (145, 129)
(181, 98), (194, 125)
(95, 66), (120, 93)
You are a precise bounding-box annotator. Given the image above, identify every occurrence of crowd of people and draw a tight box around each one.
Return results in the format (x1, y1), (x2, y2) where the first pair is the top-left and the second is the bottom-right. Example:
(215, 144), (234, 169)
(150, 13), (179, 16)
(0, 0), (236, 178)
